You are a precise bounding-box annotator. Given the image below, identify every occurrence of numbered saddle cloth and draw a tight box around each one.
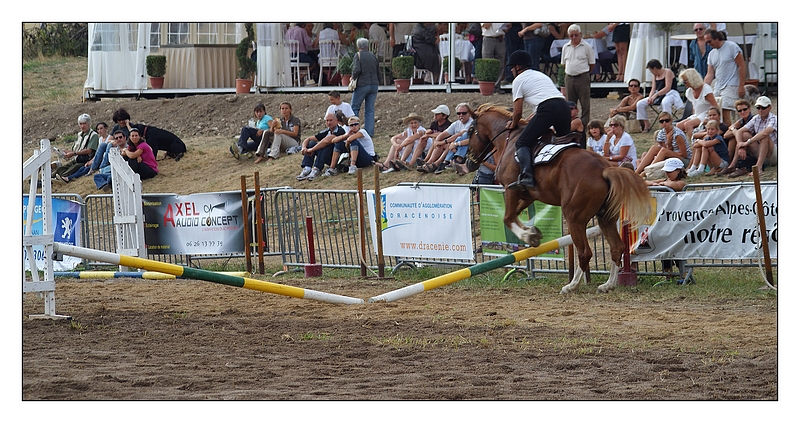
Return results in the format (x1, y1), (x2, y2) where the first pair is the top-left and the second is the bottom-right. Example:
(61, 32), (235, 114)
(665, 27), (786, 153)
(533, 143), (579, 165)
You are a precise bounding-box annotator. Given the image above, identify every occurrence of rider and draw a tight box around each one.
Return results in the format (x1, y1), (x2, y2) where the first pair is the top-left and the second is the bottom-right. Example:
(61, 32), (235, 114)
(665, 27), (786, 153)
(505, 50), (572, 190)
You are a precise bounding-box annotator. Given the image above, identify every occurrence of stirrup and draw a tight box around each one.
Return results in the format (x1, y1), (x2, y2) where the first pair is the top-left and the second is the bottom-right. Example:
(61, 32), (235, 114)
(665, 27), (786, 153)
(508, 176), (534, 191)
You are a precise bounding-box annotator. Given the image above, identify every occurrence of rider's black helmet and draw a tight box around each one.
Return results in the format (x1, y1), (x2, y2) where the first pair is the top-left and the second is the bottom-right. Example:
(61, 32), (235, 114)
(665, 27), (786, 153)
(507, 50), (532, 69)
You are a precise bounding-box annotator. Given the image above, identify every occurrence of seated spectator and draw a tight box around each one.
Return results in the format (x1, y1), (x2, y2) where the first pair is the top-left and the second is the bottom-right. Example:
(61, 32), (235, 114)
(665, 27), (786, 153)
(686, 120), (729, 177)
(255, 102), (301, 164)
(111, 108), (133, 140)
(435, 131), (469, 174)
(411, 23), (440, 83)
(72, 122), (112, 180)
(568, 101), (585, 148)
(590, 28), (616, 82)
(55, 113), (99, 182)
(93, 130), (130, 191)
(646, 157), (687, 191)
(690, 106), (728, 141)
(296, 113), (347, 181)
(325, 90), (355, 120)
(473, 153), (497, 185)
(609, 79), (643, 120)
(724, 96), (777, 177)
(636, 59), (683, 133)
(721, 99), (755, 170)
(233, 103), (274, 160)
(349, 23), (368, 46)
(285, 23), (319, 81)
(121, 128), (158, 180)
(367, 23), (388, 58)
(586, 120), (606, 155)
(326, 116), (377, 176)
(635, 112), (690, 176)
(378, 113), (427, 173)
(604, 115), (637, 167)
(676, 68), (718, 136)
(418, 103), (473, 173)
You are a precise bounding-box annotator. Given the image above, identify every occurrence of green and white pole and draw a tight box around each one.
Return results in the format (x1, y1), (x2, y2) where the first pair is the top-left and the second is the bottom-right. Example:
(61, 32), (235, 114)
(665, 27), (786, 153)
(368, 226), (602, 303)
(53, 244), (364, 305)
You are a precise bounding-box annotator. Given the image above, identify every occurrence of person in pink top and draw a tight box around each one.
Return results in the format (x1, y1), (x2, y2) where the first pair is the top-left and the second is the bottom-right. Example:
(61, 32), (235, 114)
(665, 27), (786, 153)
(286, 23), (319, 81)
(121, 128), (158, 180)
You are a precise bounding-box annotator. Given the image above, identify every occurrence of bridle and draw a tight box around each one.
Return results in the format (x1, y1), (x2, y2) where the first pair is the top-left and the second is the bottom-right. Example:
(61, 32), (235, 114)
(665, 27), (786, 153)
(465, 117), (510, 167)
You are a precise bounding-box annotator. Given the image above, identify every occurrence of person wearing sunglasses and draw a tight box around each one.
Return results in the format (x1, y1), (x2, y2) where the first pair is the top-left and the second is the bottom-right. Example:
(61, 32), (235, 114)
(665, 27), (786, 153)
(688, 23), (710, 78)
(418, 103), (474, 173)
(326, 116), (377, 176)
(676, 68), (719, 136)
(724, 96), (777, 177)
(604, 115), (637, 168)
(561, 23), (594, 128)
(635, 112), (689, 176)
(720, 99), (755, 173)
(608, 79), (643, 121)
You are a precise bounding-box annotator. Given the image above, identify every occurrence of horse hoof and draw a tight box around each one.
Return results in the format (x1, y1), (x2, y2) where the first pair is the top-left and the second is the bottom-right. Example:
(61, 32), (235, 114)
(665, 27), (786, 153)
(525, 228), (543, 247)
(560, 286), (574, 294)
(596, 285), (614, 294)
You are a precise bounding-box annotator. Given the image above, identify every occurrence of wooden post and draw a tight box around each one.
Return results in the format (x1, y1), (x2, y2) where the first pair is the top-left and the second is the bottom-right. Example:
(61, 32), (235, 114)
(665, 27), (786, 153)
(240, 175), (252, 273)
(752, 167), (775, 287)
(357, 169), (367, 277)
(253, 172), (264, 275)
(373, 167), (385, 278)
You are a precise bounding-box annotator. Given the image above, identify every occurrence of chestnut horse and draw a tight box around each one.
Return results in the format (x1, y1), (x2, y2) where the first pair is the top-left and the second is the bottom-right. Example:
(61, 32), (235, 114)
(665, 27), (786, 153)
(463, 104), (652, 293)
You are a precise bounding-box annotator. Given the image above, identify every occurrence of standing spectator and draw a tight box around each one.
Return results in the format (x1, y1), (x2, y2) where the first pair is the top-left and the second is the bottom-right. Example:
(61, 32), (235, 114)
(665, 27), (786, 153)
(325, 90), (355, 120)
(607, 23), (630, 81)
(389, 23), (414, 58)
(609, 79), (643, 120)
(604, 115), (638, 168)
(367, 23), (388, 59)
(676, 67), (719, 136)
(481, 23), (508, 91)
(285, 23), (319, 81)
(296, 114), (347, 181)
(518, 23), (548, 73)
(635, 112), (690, 176)
(411, 23), (440, 84)
(726, 96), (777, 177)
(121, 128), (158, 180)
(233, 103), (274, 160)
(688, 23), (710, 78)
(636, 59), (683, 133)
(350, 38), (380, 137)
(561, 24), (594, 128)
(467, 23), (483, 69)
(255, 102), (301, 163)
(504, 23), (524, 84)
(704, 29), (745, 127)
(54, 113), (99, 181)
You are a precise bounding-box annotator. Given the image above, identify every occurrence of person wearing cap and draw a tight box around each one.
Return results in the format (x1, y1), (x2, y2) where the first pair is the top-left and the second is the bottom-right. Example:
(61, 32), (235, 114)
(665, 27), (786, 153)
(646, 157), (687, 191)
(54, 113), (100, 181)
(504, 49), (570, 190)
(377, 112), (427, 173)
(725, 96), (777, 177)
(418, 103), (474, 173)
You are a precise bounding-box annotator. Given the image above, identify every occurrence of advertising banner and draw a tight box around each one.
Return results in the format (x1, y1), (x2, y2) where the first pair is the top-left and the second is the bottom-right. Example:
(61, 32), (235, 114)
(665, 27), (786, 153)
(366, 186), (473, 260)
(23, 196), (82, 270)
(632, 185), (777, 260)
(478, 187), (564, 258)
(142, 193), (245, 255)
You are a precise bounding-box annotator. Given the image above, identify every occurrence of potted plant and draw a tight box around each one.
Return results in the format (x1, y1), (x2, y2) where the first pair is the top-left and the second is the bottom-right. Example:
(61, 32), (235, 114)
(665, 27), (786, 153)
(235, 23), (256, 94)
(146, 55), (166, 89)
(441, 56), (461, 83)
(392, 56), (414, 93)
(337, 52), (354, 87)
(475, 58), (500, 95)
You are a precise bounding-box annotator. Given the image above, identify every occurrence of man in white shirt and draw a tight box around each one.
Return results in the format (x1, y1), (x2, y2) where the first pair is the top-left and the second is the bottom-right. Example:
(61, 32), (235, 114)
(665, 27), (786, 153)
(506, 50), (570, 190)
(561, 24), (594, 128)
(324, 90), (355, 120)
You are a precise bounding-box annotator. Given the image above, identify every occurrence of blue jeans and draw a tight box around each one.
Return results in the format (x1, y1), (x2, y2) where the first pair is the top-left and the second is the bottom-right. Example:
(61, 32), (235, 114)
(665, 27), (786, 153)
(92, 142), (111, 172)
(350, 84), (378, 137)
(238, 127), (261, 153)
(524, 37), (546, 72)
(444, 133), (469, 162)
(94, 172), (111, 189)
(346, 139), (376, 168)
(301, 140), (335, 170)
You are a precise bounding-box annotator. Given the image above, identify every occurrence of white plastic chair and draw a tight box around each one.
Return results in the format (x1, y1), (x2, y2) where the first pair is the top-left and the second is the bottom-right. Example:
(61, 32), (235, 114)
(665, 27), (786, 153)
(438, 33), (469, 83)
(405, 35), (430, 86)
(286, 39), (310, 87)
(318, 39), (341, 86)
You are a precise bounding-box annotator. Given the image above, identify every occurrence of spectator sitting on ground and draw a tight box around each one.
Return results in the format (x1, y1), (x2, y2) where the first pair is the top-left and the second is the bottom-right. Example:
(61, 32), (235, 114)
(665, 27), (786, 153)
(586, 120), (606, 156)
(646, 157), (687, 191)
(722, 99), (755, 170)
(686, 119), (729, 177)
(636, 59), (683, 133)
(690, 106), (728, 141)
(325, 116), (377, 176)
(325, 90), (355, 120)
(724, 96), (777, 177)
(93, 130), (130, 191)
(609, 79), (643, 120)
(604, 115), (638, 168)
(71, 122), (112, 181)
(296, 113), (347, 181)
(255, 102), (302, 164)
(232, 103), (274, 160)
(121, 128), (158, 180)
(378, 113), (427, 173)
(567, 101), (585, 147)
(676, 68), (718, 136)
(111, 108), (133, 140)
(418, 103), (474, 173)
(54, 113), (99, 183)
(635, 112), (690, 176)
(435, 131), (470, 174)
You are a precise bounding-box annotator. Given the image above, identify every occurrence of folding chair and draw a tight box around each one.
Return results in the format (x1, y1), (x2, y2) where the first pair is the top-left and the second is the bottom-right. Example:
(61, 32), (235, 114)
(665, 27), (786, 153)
(287, 39), (310, 87)
(318, 39), (341, 86)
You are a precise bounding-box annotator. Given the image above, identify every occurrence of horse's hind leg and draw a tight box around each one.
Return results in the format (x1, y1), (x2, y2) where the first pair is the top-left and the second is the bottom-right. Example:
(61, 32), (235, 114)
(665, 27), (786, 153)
(597, 217), (625, 293)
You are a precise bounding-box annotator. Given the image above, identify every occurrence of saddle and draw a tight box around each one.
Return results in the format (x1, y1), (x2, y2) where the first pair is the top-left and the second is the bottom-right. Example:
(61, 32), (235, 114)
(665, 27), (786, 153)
(529, 132), (582, 164)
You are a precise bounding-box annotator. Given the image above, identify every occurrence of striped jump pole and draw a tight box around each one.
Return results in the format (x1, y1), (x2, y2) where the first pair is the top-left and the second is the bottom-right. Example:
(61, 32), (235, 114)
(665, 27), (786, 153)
(54, 271), (249, 280)
(368, 226), (602, 303)
(52, 244), (364, 305)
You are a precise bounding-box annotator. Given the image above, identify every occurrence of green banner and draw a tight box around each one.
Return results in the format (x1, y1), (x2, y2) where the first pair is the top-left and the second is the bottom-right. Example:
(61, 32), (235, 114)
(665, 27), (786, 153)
(478, 188), (563, 259)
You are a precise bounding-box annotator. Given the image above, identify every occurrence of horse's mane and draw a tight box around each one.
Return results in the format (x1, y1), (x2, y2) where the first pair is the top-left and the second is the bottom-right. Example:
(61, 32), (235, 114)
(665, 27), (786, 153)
(476, 103), (528, 125)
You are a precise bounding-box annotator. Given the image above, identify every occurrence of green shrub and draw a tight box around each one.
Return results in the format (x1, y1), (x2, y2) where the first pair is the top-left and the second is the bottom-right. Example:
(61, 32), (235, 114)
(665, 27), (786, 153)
(475, 58), (500, 82)
(337, 53), (353, 75)
(145, 55), (167, 77)
(392, 56), (414, 79)
(236, 23), (256, 79)
(22, 23), (88, 61)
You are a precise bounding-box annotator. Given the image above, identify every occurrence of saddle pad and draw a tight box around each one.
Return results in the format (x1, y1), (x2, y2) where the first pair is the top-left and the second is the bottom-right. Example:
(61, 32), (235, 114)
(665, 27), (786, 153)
(533, 143), (579, 165)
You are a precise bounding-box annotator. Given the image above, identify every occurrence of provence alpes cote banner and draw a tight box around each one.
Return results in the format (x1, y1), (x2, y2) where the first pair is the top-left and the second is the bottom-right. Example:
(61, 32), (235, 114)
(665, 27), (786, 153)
(366, 185), (474, 260)
(632, 185), (777, 260)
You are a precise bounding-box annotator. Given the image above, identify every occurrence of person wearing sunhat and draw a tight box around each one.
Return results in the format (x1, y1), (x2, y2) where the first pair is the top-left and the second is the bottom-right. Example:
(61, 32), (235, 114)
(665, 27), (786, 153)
(504, 49), (570, 190)
(724, 95), (777, 177)
(377, 112), (427, 173)
(646, 157), (687, 191)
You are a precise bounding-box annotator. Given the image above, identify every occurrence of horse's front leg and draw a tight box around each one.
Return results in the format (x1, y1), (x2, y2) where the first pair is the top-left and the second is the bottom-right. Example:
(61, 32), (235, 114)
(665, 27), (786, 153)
(503, 192), (542, 247)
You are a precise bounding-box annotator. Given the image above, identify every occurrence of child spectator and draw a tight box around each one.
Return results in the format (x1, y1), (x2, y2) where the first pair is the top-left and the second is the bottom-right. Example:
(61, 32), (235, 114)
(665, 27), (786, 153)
(586, 120), (606, 155)
(687, 120), (729, 177)
(646, 157), (687, 191)
(233, 103), (273, 160)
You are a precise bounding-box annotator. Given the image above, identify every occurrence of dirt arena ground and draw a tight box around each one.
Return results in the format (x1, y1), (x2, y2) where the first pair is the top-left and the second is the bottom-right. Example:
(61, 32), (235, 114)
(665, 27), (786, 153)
(22, 275), (777, 401)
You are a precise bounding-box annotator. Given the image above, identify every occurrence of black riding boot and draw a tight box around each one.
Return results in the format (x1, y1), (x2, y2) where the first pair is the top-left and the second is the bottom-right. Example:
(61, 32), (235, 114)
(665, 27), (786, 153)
(508, 146), (535, 191)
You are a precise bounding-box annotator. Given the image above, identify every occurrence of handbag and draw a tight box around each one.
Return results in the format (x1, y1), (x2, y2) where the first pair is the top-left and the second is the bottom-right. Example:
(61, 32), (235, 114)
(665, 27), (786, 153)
(348, 52), (360, 91)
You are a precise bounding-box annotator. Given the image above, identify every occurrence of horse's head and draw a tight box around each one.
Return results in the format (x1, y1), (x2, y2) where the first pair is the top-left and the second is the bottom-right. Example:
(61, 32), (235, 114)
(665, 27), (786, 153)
(465, 104), (510, 173)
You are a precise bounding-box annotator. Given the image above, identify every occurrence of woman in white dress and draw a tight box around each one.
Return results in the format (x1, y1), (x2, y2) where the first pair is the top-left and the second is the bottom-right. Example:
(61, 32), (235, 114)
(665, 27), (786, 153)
(676, 68), (719, 137)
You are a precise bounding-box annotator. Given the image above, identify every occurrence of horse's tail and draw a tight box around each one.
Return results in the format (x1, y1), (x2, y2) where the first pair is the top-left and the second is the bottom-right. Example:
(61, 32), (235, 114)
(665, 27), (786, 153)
(602, 167), (653, 229)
